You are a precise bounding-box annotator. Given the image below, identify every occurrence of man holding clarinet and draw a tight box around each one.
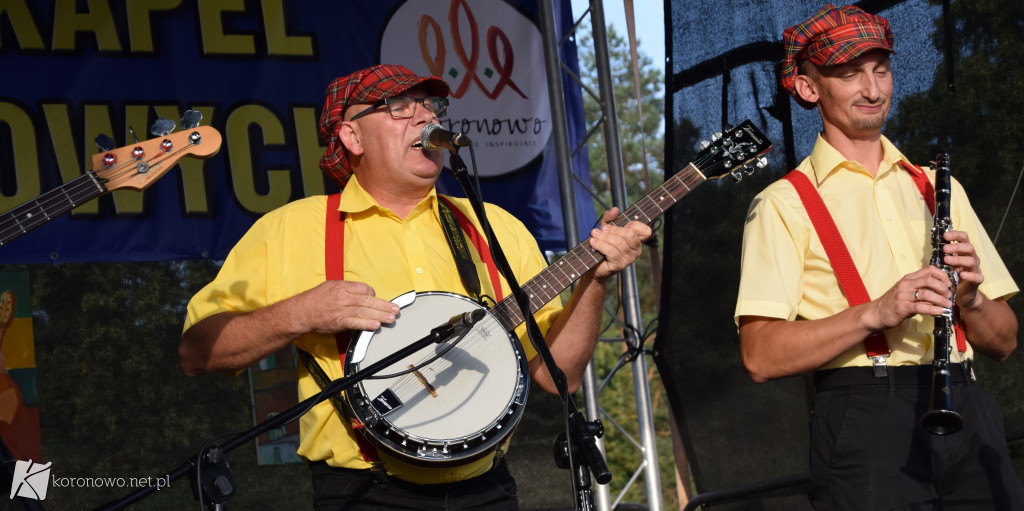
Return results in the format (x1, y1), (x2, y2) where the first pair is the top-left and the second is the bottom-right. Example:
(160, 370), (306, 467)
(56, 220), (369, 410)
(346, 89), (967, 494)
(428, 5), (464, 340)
(734, 4), (1023, 510)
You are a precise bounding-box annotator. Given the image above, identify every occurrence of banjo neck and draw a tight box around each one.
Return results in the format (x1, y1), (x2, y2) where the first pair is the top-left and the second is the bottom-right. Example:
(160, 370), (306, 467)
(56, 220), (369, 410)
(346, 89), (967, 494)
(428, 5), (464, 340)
(489, 163), (706, 334)
(339, 120), (771, 468)
(488, 119), (773, 334)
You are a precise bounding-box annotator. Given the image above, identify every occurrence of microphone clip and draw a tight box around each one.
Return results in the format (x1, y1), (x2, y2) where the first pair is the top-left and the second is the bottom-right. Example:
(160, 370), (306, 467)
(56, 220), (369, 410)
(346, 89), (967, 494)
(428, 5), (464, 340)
(430, 308), (485, 343)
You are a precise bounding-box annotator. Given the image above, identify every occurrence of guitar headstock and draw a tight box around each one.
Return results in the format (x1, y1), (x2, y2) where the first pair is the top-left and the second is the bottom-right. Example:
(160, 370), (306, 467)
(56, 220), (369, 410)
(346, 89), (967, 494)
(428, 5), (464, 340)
(90, 126), (222, 191)
(692, 120), (773, 181)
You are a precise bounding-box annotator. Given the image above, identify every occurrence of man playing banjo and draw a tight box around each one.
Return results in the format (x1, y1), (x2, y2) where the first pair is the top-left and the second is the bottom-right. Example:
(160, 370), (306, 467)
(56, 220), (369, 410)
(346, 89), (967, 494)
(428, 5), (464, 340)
(178, 64), (650, 509)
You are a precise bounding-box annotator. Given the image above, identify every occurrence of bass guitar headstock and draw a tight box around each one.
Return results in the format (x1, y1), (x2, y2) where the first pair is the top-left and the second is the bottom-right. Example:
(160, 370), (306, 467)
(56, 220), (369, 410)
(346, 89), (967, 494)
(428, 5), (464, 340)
(91, 112), (221, 191)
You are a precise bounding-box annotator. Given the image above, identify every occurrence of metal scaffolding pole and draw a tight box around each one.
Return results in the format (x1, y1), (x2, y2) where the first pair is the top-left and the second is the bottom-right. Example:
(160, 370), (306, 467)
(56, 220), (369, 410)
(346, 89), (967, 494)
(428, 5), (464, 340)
(538, 2), (612, 509)
(537, 1), (663, 509)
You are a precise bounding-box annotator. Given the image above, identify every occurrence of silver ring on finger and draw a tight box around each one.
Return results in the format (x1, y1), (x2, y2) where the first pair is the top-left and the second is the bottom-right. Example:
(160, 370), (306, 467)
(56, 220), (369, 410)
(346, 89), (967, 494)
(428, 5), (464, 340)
(914, 289), (920, 301)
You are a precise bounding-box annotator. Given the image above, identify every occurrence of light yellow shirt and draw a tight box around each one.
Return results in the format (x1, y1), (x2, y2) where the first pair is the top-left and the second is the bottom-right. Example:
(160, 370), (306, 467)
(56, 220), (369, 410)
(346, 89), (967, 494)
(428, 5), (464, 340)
(184, 175), (562, 482)
(735, 134), (1017, 369)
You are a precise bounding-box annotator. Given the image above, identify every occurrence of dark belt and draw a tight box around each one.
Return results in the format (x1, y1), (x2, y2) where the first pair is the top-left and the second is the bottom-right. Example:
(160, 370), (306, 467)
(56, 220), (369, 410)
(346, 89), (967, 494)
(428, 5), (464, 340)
(814, 363), (971, 392)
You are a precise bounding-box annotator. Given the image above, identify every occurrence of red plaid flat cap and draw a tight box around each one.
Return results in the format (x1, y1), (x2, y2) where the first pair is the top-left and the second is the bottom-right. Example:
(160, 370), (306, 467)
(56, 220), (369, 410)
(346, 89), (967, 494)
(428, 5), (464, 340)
(318, 64), (450, 188)
(780, 4), (894, 98)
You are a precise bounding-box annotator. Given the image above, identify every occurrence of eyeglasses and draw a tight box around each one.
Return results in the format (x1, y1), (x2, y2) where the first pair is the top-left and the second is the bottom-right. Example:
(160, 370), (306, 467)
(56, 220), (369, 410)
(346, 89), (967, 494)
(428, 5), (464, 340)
(350, 96), (449, 121)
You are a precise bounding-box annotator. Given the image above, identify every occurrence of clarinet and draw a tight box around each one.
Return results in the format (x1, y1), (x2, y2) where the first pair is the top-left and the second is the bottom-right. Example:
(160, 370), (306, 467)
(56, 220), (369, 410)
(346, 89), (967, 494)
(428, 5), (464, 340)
(920, 152), (964, 435)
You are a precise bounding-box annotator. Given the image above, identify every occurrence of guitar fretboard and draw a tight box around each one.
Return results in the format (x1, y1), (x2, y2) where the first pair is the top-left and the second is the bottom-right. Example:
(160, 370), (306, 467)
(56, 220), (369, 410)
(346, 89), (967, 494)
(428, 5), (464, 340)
(0, 172), (108, 246)
(0, 126), (222, 249)
(491, 162), (707, 332)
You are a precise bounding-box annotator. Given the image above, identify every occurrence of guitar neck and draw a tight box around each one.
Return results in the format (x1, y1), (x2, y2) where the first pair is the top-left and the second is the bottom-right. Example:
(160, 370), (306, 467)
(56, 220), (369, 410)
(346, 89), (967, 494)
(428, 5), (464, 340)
(0, 171), (109, 247)
(0, 125), (223, 249)
(491, 163), (707, 332)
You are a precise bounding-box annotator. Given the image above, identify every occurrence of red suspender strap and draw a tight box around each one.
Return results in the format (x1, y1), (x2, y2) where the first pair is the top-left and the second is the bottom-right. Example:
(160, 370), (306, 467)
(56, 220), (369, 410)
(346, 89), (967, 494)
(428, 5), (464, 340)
(325, 193), (344, 281)
(437, 196), (504, 302)
(782, 171), (890, 360)
(324, 193), (353, 361)
(952, 309), (967, 353)
(899, 161), (936, 216)
(323, 192), (380, 463)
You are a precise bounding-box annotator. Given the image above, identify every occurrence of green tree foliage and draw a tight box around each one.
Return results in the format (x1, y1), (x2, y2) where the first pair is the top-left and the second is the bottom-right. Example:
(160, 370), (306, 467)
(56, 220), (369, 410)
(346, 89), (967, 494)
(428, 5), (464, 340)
(0, 261), (311, 510)
(578, 22), (668, 325)
(579, 26), (665, 198)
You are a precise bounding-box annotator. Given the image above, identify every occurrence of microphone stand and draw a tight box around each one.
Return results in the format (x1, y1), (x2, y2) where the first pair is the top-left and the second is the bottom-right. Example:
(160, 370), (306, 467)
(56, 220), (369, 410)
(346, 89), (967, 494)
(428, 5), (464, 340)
(445, 148), (610, 511)
(94, 319), (473, 511)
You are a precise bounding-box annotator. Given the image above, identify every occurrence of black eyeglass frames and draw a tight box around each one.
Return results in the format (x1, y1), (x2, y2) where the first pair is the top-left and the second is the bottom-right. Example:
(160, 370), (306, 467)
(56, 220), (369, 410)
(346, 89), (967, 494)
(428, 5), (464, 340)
(349, 96), (449, 121)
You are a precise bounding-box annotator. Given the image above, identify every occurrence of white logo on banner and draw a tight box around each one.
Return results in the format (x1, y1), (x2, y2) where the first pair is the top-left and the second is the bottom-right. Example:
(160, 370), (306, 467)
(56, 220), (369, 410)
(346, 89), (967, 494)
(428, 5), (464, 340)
(10, 460), (51, 501)
(380, 0), (551, 177)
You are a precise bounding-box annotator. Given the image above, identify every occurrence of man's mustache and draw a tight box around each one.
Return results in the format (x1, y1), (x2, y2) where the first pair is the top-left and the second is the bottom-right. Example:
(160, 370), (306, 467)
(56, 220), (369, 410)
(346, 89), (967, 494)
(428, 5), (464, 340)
(854, 96), (889, 107)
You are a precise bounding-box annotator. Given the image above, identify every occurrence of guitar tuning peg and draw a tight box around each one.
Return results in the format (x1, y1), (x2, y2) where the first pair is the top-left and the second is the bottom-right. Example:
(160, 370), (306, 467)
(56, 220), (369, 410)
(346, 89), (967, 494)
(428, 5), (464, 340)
(94, 134), (116, 153)
(698, 140), (711, 150)
(723, 124), (734, 132)
(128, 126), (141, 144)
(150, 118), (176, 137)
(711, 132), (723, 142)
(730, 169), (744, 182)
(180, 110), (203, 129)
(756, 156), (768, 168)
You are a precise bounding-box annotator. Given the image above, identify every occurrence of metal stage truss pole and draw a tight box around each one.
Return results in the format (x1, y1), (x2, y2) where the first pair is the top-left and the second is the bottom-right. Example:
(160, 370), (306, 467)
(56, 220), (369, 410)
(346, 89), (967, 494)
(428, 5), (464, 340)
(538, 1), (664, 510)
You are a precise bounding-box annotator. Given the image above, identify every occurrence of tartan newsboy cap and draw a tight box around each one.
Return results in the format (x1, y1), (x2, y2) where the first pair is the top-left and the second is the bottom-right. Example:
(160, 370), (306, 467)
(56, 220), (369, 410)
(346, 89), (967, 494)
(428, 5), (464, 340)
(780, 4), (894, 98)
(318, 64), (450, 188)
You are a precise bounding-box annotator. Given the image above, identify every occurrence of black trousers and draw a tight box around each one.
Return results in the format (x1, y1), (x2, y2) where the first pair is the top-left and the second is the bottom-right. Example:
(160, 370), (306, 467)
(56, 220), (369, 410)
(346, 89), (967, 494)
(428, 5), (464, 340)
(809, 365), (1024, 511)
(310, 459), (518, 511)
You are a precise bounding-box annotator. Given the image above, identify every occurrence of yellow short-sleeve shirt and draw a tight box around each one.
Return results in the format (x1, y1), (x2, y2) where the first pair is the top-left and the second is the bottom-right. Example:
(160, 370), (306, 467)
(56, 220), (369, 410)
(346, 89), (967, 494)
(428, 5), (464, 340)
(184, 175), (562, 483)
(735, 135), (1018, 369)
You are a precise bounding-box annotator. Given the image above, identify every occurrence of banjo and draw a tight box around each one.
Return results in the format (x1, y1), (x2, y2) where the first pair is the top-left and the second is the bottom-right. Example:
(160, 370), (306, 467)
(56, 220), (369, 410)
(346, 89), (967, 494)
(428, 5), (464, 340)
(343, 120), (773, 467)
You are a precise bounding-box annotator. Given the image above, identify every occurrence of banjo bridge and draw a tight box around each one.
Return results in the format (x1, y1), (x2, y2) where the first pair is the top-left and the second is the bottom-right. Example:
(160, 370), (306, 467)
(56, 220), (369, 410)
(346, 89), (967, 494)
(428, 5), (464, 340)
(410, 365), (438, 397)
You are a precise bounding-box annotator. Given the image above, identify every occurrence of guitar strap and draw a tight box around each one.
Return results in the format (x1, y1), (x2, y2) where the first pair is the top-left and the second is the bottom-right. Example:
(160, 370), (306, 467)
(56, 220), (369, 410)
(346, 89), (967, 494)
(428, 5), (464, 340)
(439, 198), (483, 300)
(784, 164), (965, 377)
(438, 196), (505, 304)
(298, 192), (502, 465)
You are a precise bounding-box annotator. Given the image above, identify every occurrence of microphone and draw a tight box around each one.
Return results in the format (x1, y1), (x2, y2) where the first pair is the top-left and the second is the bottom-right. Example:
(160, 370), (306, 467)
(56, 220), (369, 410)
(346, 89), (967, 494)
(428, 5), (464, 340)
(448, 308), (485, 327)
(421, 123), (471, 151)
(430, 308), (486, 343)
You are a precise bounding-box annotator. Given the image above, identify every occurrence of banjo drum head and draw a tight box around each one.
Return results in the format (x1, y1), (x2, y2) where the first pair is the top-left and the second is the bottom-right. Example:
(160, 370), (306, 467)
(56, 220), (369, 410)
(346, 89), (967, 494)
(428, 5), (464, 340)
(345, 292), (529, 466)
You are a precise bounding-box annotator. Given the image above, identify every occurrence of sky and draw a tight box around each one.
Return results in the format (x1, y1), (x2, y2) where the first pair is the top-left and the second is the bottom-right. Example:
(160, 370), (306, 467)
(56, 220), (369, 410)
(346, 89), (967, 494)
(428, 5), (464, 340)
(571, 0), (667, 74)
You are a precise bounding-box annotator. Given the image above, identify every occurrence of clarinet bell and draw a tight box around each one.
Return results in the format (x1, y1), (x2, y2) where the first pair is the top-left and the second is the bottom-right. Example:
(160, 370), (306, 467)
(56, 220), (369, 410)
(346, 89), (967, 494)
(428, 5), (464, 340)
(920, 408), (963, 435)
(920, 366), (964, 435)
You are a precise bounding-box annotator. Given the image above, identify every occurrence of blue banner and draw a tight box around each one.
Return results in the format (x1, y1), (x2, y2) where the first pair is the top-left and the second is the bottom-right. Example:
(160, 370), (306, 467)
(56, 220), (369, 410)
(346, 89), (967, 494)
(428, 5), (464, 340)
(0, 0), (596, 263)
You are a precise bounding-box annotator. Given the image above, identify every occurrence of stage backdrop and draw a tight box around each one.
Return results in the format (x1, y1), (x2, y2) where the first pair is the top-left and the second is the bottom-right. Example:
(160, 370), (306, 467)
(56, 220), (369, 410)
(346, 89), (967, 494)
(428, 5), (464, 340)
(658, 0), (1024, 508)
(0, 0), (596, 264)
